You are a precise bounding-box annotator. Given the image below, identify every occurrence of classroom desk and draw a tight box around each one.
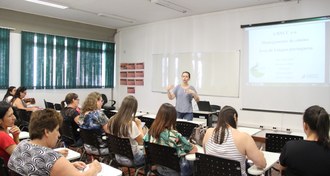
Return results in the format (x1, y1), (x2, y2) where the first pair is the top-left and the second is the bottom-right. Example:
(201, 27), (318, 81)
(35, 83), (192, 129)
(110, 110), (146, 117)
(54, 148), (81, 161)
(83, 163), (122, 176)
(248, 151), (280, 175)
(237, 126), (261, 136)
(193, 111), (217, 127)
(9, 131), (30, 139)
(19, 131), (30, 139)
(141, 114), (206, 125)
(186, 145), (280, 176)
(185, 145), (204, 161)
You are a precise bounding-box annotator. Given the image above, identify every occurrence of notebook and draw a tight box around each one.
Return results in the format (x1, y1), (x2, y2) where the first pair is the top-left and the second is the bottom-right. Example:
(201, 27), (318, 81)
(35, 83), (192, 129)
(197, 101), (212, 112)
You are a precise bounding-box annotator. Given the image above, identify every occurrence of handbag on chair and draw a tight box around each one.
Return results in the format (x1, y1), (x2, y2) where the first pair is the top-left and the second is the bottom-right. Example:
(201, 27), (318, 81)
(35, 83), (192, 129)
(188, 124), (208, 146)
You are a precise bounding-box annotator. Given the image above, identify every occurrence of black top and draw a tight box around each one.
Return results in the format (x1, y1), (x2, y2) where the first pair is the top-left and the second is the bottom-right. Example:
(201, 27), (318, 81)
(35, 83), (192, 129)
(280, 140), (330, 176)
(60, 107), (80, 143)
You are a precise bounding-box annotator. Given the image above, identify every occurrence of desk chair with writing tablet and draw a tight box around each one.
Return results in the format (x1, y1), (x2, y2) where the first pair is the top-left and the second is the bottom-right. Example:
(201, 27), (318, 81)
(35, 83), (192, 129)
(265, 133), (303, 152)
(194, 153), (242, 176)
(107, 134), (145, 176)
(265, 133), (303, 176)
(176, 121), (199, 138)
(144, 141), (181, 176)
(12, 107), (30, 131)
(138, 116), (155, 129)
(79, 128), (110, 163)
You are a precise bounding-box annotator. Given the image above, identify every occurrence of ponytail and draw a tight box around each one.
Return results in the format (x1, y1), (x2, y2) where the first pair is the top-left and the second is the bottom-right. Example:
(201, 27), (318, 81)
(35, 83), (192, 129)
(315, 108), (330, 149)
(213, 106), (238, 144)
(304, 105), (330, 149)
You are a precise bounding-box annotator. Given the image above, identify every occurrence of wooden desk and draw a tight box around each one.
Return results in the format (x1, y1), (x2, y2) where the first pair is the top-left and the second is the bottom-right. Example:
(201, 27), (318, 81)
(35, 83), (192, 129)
(84, 163), (122, 176)
(54, 148), (81, 161)
(248, 151), (280, 175)
(193, 111), (216, 127)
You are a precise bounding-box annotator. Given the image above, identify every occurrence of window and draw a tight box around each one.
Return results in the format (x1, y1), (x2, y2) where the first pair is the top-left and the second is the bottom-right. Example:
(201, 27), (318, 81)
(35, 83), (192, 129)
(21, 31), (115, 89)
(0, 28), (10, 89)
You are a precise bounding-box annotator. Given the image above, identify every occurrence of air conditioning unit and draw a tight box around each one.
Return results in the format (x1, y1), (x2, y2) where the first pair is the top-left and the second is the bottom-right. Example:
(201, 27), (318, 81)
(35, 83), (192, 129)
(150, 0), (190, 13)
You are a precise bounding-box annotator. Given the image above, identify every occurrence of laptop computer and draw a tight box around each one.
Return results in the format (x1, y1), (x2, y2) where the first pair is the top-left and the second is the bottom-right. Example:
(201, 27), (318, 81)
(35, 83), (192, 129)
(197, 101), (212, 112)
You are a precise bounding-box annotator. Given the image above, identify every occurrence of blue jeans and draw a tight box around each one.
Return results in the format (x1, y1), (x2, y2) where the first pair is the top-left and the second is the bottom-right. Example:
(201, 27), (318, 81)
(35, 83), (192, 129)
(177, 112), (193, 121)
(115, 150), (145, 167)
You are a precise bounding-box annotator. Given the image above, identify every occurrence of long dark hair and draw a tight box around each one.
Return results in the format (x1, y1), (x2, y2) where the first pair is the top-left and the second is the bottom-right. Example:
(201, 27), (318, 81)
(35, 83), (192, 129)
(213, 105), (238, 144)
(3, 86), (16, 101)
(0, 101), (12, 130)
(303, 105), (330, 149)
(108, 95), (138, 137)
(148, 103), (177, 140)
(11, 86), (27, 104)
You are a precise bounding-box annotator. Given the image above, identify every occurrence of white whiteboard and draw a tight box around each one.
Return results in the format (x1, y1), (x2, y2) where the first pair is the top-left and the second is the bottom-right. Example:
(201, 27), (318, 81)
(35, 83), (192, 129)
(151, 52), (240, 97)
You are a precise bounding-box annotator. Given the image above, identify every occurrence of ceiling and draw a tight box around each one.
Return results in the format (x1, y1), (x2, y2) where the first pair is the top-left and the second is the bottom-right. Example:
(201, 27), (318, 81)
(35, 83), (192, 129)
(0, 0), (287, 29)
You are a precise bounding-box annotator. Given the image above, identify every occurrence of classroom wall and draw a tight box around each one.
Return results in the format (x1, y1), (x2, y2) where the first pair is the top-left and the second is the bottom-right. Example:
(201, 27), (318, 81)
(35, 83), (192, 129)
(0, 8), (116, 41)
(113, 0), (330, 132)
(0, 9), (116, 108)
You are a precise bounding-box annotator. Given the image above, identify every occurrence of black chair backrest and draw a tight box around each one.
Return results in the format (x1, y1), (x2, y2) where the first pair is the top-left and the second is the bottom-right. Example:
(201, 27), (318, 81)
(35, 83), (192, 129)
(195, 153), (242, 176)
(144, 141), (181, 172)
(138, 116), (154, 129)
(79, 128), (105, 154)
(210, 105), (221, 112)
(265, 133), (303, 153)
(101, 94), (108, 107)
(54, 103), (62, 110)
(176, 121), (199, 138)
(44, 100), (55, 109)
(103, 109), (116, 119)
(60, 122), (76, 146)
(12, 107), (30, 131)
(107, 134), (134, 160)
(0, 157), (9, 176)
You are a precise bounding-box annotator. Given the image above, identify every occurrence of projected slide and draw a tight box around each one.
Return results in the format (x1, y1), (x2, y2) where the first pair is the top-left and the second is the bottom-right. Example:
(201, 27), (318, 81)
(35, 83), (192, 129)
(241, 16), (330, 113)
(248, 22), (325, 84)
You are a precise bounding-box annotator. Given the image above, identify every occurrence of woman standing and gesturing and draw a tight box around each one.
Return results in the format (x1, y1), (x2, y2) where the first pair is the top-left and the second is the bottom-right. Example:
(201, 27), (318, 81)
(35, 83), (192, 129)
(167, 71), (200, 121)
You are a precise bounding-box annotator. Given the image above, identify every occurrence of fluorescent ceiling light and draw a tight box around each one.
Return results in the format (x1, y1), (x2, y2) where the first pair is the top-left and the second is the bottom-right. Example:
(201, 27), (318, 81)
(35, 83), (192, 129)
(25, 0), (68, 9)
(97, 13), (135, 23)
(150, 0), (190, 13)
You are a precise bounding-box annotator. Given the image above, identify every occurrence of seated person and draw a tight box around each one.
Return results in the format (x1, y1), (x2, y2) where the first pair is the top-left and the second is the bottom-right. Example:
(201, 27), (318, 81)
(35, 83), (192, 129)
(0, 101), (20, 166)
(279, 105), (330, 176)
(107, 95), (145, 166)
(202, 106), (266, 176)
(2, 86), (16, 103)
(8, 109), (102, 176)
(79, 92), (109, 155)
(11, 86), (38, 112)
(144, 103), (197, 176)
(60, 93), (82, 147)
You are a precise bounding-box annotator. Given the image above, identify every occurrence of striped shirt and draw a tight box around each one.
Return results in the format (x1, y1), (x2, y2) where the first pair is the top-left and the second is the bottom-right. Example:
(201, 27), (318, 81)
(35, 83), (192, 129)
(205, 128), (247, 176)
